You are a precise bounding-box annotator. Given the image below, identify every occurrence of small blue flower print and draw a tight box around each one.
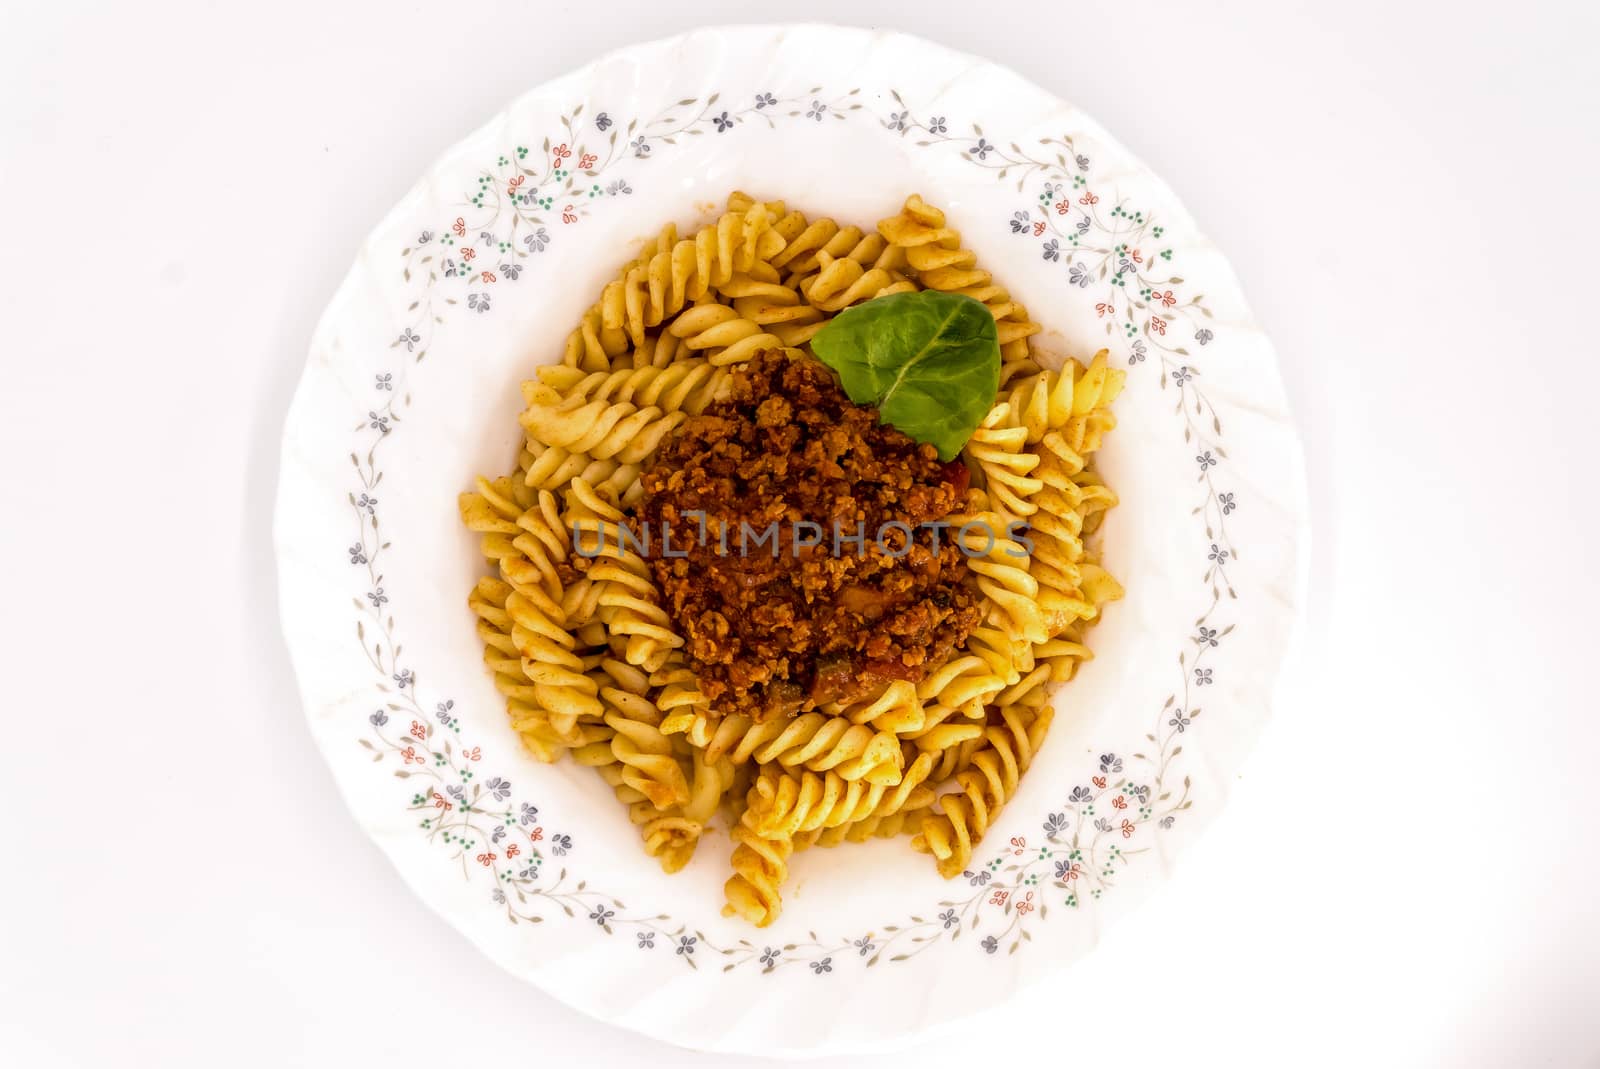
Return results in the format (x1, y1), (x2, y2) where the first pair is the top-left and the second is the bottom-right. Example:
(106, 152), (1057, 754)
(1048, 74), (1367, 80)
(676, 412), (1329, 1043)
(442, 257), (458, 277)
(485, 777), (511, 801)
(417, 230), (433, 245)
(492, 887), (505, 904)
(1076, 216), (1091, 235)
(1160, 815), (1176, 829)
(1010, 210), (1030, 234)
(479, 231), (495, 248)
(393, 328), (419, 353)
(605, 179), (631, 196)
(1195, 667), (1214, 686)
(550, 833), (572, 855)
(353, 495), (374, 516)
(348, 543), (367, 565)
(589, 906), (615, 927)
(1099, 753), (1123, 774)
(499, 262), (521, 280)
(595, 112), (612, 131)
(755, 92), (776, 108)
(367, 587), (388, 607)
(969, 137), (994, 159)
(375, 372), (394, 391)
(1069, 262), (1092, 288)
(1094, 817), (1114, 832)
(713, 111), (732, 132)
(1069, 785), (1093, 803)
(887, 110), (908, 131)
(368, 709), (387, 727)
(1054, 859), (1076, 880)
(393, 669), (412, 689)
(435, 700), (454, 725)
(1043, 812), (1067, 837)
(981, 935), (999, 954)
(1075, 154), (1091, 172)
(1208, 543), (1229, 563)
(806, 100), (827, 121)
(676, 935), (696, 956)
(1042, 238), (1060, 262)
(490, 825), (506, 844)
(630, 136), (651, 157)
(1219, 492), (1236, 514)
(1041, 181), (1061, 200)
(446, 784), (464, 802)
(368, 411), (390, 433)
(1195, 328), (1214, 346)
(1129, 339), (1148, 364)
(811, 957), (832, 974)
(1196, 626), (1218, 647)
(1173, 366), (1193, 387)
(940, 909), (958, 929)
(1195, 450), (1216, 470)
(927, 115), (947, 134)
(854, 936), (874, 956)
(638, 931), (654, 949)
(965, 869), (991, 886)
(520, 802), (539, 825)
(467, 292), (490, 313)
(524, 227), (550, 252)
(1169, 711), (1192, 732)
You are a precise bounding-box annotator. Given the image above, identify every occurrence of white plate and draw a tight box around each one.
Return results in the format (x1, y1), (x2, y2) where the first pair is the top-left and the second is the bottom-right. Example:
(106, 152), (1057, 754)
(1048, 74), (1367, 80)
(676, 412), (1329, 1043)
(275, 24), (1307, 1057)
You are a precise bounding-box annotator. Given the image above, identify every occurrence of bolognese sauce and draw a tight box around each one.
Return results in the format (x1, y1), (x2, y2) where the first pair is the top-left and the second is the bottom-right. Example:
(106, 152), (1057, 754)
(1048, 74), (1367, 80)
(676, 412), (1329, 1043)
(636, 348), (981, 721)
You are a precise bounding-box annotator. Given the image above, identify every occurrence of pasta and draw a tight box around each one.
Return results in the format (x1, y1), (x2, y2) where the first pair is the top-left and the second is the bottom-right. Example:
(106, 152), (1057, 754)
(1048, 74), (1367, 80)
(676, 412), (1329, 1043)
(460, 192), (1124, 925)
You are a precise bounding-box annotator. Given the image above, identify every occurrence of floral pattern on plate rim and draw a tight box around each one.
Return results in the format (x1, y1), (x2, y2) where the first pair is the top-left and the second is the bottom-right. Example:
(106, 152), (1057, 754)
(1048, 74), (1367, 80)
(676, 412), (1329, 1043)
(348, 87), (1239, 973)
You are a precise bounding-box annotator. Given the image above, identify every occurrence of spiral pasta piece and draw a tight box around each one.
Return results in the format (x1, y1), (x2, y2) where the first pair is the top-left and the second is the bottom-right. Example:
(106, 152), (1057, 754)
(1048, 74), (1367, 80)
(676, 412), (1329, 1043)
(914, 702), (1056, 877)
(723, 794), (793, 928)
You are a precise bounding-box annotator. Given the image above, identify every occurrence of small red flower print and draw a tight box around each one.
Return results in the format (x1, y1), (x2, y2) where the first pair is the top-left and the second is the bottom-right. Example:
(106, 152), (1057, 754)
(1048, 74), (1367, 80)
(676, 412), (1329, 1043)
(1060, 861), (1081, 882)
(1154, 289), (1176, 307)
(1130, 248), (1143, 263)
(1016, 891), (1036, 916)
(561, 205), (577, 224)
(507, 174), (525, 196)
(460, 247), (476, 262)
(1121, 819), (1136, 839)
(429, 790), (452, 811)
(1092, 775), (1108, 790)
(1055, 199), (1070, 216)
(400, 745), (422, 765)
(1009, 836), (1027, 855)
(1095, 303), (1114, 318)
(476, 852), (497, 867)
(480, 270), (496, 283)
(1150, 317), (1167, 336)
(505, 843), (520, 860)
(464, 746), (481, 761)
(528, 826), (544, 842)
(1112, 795), (1128, 810)
(409, 720), (426, 741)
(551, 143), (571, 162)
(1079, 191), (1099, 206)
(989, 889), (1010, 907)
(1032, 220), (1046, 236)
(578, 152), (597, 169)
(452, 216), (466, 236)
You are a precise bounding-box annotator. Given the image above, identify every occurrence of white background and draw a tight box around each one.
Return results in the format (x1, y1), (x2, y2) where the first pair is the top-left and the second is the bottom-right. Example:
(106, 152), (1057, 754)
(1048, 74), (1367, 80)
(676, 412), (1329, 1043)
(2, 1), (1597, 1065)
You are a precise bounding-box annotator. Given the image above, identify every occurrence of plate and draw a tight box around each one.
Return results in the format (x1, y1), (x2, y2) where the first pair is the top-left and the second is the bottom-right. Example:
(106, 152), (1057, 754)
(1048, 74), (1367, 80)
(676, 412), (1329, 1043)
(275, 24), (1307, 1056)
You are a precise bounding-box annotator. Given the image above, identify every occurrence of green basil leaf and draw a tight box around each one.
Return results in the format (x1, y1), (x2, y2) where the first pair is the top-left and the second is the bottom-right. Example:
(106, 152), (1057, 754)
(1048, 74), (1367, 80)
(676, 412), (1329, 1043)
(810, 290), (1000, 461)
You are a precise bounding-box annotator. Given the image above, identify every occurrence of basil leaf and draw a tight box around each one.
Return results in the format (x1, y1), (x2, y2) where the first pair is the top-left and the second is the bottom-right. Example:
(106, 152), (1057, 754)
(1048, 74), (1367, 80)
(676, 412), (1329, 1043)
(810, 290), (1000, 461)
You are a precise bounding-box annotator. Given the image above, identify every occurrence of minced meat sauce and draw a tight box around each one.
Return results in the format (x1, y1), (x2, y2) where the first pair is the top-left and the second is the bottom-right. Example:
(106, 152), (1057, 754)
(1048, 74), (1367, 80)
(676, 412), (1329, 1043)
(636, 348), (981, 721)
